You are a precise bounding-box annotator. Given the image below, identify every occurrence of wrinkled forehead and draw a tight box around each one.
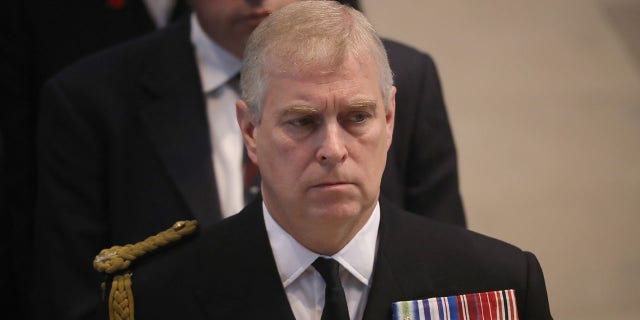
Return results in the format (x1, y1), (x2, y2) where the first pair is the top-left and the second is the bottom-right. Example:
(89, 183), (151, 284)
(259, 55), (386, 118)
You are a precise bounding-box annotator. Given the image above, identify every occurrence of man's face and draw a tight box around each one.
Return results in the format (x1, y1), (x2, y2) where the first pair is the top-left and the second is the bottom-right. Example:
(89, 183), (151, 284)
(238, 53), (396, 249)
(192, 0), (297, 57)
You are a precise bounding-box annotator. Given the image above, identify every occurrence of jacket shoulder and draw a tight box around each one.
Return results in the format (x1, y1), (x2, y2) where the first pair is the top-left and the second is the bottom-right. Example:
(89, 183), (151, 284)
(382, 37), (436, 70)
(380, 199), (532, 278)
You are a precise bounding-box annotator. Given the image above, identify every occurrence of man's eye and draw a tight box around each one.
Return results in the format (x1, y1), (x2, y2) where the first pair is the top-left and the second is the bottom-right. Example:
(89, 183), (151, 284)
(349, 112), (371, 123)
(289, 116), (315, 126)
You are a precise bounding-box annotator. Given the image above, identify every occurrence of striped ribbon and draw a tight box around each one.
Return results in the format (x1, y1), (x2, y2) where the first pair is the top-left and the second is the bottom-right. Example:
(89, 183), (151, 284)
(392, 289), (518, 320)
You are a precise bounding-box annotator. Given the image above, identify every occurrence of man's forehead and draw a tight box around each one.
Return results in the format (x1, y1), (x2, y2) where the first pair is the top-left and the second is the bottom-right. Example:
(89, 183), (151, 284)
(260, 53), (384, 114)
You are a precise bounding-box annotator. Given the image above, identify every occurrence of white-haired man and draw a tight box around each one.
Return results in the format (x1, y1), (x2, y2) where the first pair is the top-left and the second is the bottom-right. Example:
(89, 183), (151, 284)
(121, 2), (552, 319)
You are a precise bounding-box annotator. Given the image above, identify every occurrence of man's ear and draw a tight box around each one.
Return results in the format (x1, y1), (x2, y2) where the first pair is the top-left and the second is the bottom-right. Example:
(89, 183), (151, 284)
(385, 86), (397, 150)
(236, 99), (258, 164)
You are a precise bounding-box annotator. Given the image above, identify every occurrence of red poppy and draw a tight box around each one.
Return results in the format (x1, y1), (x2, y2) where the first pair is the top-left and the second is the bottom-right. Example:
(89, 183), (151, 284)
(107, 0), (126, 10)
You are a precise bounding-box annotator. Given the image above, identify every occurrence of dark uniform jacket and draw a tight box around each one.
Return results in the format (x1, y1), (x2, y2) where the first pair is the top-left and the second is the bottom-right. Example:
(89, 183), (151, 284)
(126, 198), (551, 319)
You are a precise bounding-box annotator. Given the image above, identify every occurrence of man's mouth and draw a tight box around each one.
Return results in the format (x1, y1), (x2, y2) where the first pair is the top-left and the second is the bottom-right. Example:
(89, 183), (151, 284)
(312, 182), (354, 190)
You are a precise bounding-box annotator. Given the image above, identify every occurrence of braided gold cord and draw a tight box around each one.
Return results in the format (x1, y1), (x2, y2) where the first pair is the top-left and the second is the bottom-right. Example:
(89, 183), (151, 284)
(109, 273), (134, 320)
(93, 220), (198, 320)
(93, 220), (198, 274)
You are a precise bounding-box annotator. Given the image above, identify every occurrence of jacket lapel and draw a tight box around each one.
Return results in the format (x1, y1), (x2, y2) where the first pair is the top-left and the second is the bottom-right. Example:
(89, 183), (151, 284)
(363, 200), (441, 320)
(363, 249), (404, 320)
(137, 19), (222, 228)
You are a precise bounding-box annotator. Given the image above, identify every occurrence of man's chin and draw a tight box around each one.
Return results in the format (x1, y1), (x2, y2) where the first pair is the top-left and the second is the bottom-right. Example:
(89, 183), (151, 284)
(306, 198), (370, 222)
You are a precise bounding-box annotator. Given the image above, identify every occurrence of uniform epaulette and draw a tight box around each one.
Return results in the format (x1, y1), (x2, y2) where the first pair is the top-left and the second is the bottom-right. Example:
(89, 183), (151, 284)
(93, 220), (198, 320)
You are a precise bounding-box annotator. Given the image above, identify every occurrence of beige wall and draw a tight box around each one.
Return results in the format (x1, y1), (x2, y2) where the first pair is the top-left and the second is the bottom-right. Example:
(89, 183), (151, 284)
(361, 0), (640, 319)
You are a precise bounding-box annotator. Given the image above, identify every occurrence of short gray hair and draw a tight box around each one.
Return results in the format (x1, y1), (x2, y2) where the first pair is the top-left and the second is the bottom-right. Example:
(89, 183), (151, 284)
(240, 0), (394, 122)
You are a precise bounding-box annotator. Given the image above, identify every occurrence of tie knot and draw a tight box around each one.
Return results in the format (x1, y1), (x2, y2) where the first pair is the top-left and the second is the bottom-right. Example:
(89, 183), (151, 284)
(313, 258), (341, 286)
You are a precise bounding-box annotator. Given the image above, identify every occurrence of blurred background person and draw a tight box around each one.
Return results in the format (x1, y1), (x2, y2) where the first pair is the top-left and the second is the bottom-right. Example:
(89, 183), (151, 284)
(1, 1), (189, 318)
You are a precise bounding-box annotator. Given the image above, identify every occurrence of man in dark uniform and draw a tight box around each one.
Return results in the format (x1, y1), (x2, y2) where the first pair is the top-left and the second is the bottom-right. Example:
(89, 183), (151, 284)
(114, 2), (551, 318)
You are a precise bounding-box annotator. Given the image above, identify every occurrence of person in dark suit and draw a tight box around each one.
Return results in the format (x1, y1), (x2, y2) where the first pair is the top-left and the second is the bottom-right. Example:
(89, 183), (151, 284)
(1, 2), (189, 317)
(32, 0), (464, 319)
(109, 2), (551, 318)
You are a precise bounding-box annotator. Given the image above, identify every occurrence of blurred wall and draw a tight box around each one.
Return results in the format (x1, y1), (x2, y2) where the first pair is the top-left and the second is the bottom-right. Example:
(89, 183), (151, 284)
(361, 0), (640, 319)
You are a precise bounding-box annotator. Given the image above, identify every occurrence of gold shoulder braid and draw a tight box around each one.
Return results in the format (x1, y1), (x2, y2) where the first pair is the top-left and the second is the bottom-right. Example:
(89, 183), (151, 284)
(93, 220), (198, 320)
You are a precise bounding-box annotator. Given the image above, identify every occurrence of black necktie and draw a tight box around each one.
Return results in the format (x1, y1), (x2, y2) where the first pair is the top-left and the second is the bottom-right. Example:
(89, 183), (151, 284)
(313, 258), (350, 320)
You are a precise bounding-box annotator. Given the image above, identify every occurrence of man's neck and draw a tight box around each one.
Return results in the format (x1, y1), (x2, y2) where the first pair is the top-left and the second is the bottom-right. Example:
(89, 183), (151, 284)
(194, 13), (244, 59)
(263, 199), (379, 256)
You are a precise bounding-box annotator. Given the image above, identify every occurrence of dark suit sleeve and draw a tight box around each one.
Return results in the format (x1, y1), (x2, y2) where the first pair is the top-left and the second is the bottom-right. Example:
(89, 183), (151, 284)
(521, 251), (553, 319)
(31, 79), (108, 320)
(386, 39), (466, 226)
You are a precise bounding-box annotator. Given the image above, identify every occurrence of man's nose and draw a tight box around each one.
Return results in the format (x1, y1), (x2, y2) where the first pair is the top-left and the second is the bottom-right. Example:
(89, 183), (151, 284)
(315, 122), (348, 166)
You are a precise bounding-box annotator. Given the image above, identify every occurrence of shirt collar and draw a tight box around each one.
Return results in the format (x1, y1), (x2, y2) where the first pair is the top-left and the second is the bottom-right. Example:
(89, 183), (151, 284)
(190, 13), (242, 93)
(263, 202), (380, 288)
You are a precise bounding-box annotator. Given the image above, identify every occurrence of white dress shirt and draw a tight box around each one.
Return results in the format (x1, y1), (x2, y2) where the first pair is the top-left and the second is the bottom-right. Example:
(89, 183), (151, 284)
(190, 14), (244, 218)
(263, 203), (380, 320)
(142, 0), (176, 28)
